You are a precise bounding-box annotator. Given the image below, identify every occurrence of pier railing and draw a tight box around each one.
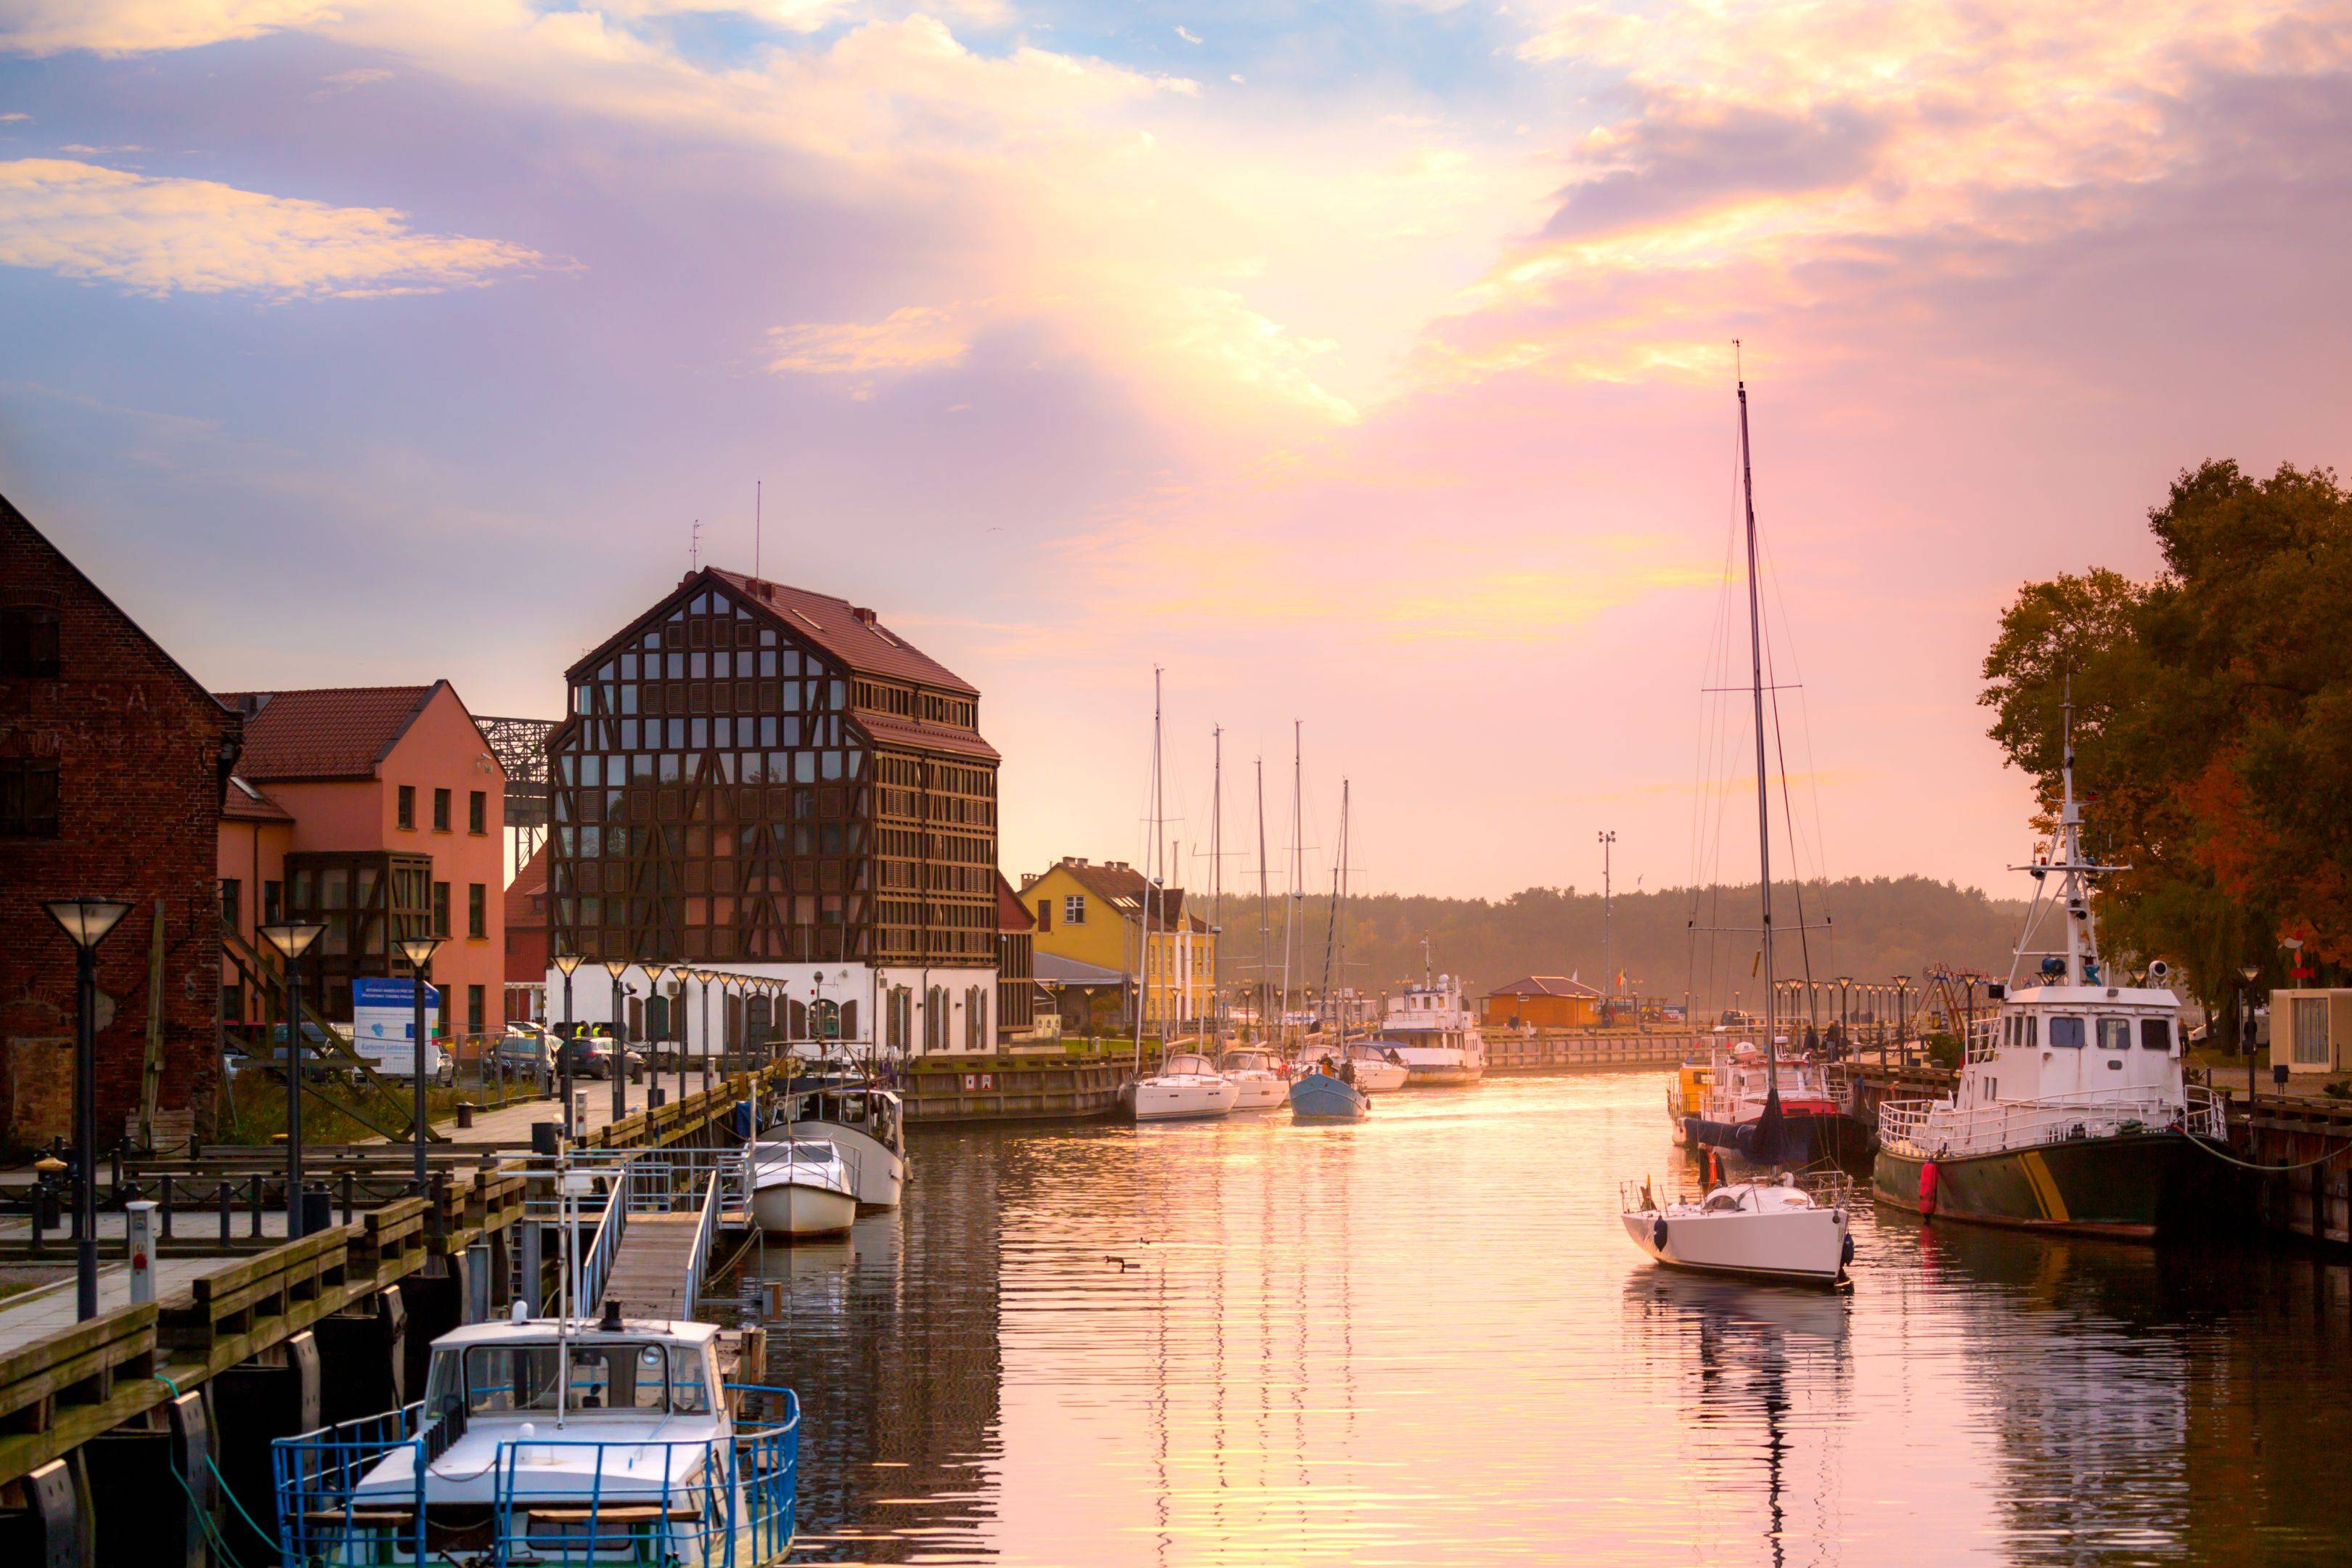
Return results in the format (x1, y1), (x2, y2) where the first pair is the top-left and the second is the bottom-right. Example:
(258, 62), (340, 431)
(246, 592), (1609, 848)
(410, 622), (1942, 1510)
(1880, 1085), (2226, 1158)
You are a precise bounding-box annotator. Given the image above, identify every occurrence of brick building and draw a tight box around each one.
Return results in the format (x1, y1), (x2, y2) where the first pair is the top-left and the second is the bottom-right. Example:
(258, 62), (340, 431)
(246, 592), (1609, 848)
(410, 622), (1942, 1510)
(1, 493), (240, 1151)
(504, 844), (550, 1024)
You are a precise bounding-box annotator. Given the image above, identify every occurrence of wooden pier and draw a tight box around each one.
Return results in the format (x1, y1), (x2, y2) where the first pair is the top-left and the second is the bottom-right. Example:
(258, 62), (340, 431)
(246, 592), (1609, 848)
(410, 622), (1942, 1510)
(0, 1065), (785, 1566)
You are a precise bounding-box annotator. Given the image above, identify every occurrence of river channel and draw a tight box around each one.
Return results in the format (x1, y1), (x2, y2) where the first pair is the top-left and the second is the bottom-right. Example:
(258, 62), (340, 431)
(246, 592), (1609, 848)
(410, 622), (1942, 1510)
(751, 1070), (2352, 1566)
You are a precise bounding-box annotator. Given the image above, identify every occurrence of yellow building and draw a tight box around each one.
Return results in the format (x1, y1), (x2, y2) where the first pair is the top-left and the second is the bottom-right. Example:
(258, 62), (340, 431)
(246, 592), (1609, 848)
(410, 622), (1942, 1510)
(1021, 857), (1216, 1031)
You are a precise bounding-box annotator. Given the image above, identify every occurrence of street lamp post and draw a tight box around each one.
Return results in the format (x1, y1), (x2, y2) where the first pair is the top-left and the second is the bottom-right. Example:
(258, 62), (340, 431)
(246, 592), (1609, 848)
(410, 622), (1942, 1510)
(397, 934), (443, 1196)
(2240, 963), (2263, 1103)
(603, 960), (631, 1122)
(258, 919), (328, 1241)
(1892, 976), (1910, 1067)
(695, 971), (713, 1096)
(1598, 829), (1617, 1016)
(1834, 976), (1853, 1058)
(43, 897), (133, 1322)
(554, 952), (583, 1138)
(645, 963), (674, 1108)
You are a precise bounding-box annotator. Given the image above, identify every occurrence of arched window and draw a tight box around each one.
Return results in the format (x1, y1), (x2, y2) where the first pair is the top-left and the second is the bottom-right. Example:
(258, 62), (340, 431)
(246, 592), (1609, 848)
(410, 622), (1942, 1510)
(747, 993), (773, 1047)
(925, 985), (949, 1053)
(965, 985), (986, 1051)
(788, 999), (809, 1041)
(887, 987), (911, 1051)
(841, 999), (859, 1043)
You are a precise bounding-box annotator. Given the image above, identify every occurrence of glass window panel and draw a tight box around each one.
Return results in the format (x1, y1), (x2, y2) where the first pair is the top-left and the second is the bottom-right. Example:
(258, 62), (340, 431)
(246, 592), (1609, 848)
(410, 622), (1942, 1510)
(644, 629), (661, 650)
(691, 650), (708, 679)
(2139, 1018), (2170, 1050)
(621, 653), (637, 679)
(761, 716), (777, 746)
(847, 750), (865, 778)
(714, 650), (731, 679)
(759, 650), (777, 677)
(660, 753), (683, 783)
(620, 685), (637, 715)
(822, 750), (844, 780)
(691, 717), (708, 748)
(782, 718), (800, 747)
(796, 752), (817, 783)
(621, 719), (638, 749)
(715, 716), (732, 748)
(667, 652), (683, 678)
(2097, 1017), (2131, 1050)
(2049, 1016), (2085, 1048)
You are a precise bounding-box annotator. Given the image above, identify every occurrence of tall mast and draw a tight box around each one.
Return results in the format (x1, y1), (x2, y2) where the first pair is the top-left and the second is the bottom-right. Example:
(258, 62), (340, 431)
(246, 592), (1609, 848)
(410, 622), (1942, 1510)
(1338, 780), (1352, 1050)
(1736, 352), (1786, 1153)
(1135, 669), (1161, 1071)
(1256, 757), (1271, 1045)
(1281, 720), (1302, 1054)
(1210, 725), (1223, 1050)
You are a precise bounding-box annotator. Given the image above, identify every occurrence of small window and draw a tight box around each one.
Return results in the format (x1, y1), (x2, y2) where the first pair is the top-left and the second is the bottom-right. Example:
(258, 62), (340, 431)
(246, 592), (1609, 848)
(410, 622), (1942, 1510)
(469, 791), (486, 834)
(2292, 997), (2328, 1066)
(2139, 1018), (2171, 1051)
(468, 984), (486, 1034)
(467, 883), (486, 939)
(220, 878), (242, 929)
(1035, 899), (1052, 932)
(1064, 894), (1086, 926)
(2024, 1016), (2037, 1049)
(263, 879), (282, 923)
(433, 788), (452, 831)
(2048, 1016), (2085, 1049)
(0, 608), (61, 679)
(397, 785), (416, 829)
(2097, 1017), (2131, 1050)
(433, 881), (451, 939)
(0, 758), (60, 838)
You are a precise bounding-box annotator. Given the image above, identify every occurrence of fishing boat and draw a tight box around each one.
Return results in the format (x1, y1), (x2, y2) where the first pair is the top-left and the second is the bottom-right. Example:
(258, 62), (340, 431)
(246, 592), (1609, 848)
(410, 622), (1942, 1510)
(274, 1307), (801, 1566)
(1678, 1034), (1843, 1164)
(1124, 1050), (1244, 1122)
(1219, 1047), (1289, 1110)
(1620, 1172), (1853, 1286)
(788, 1085), (905, 1208)
(1374, 954), (1485, 1085)
(750, 1138), (859, 1237)
(1289, 779), (1371, 1124)
(1871, 722), (2225, 1237)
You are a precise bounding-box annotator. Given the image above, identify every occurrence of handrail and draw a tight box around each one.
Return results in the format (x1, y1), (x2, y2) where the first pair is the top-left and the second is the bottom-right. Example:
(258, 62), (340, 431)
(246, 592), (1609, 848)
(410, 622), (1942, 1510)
(1880, 1085), (2225, 1157)
(682, 1169), (722, 1315)
(579, 1172), (628, 1310)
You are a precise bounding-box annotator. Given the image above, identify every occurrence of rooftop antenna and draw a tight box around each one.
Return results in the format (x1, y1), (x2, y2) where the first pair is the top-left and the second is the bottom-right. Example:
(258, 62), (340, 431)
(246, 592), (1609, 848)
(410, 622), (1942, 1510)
(690, 518), (703, 572)
(754, 480), (763, 580)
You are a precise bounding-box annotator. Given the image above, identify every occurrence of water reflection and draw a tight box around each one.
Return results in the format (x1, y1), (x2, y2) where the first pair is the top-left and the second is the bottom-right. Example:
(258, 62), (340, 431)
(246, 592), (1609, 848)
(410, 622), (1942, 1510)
(747, 1073), (2352, 1567)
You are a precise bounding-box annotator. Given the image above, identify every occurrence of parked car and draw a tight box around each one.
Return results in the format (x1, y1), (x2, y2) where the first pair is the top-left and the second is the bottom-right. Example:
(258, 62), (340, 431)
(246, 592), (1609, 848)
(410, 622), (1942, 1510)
(555, 1033), (622, 1080)
(493, 1027), (553, 1080)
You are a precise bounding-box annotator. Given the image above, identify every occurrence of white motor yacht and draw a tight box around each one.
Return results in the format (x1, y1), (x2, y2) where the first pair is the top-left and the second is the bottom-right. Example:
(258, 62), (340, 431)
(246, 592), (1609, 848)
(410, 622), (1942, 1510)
(750, 1138), (859, 1238)
(1218, 1048), (1288, 1110)
(1620, 1172), (1854, 1288)
(1376, 966), (1486, 1085)
(788, 1085), (906, 1208)
(275, 1310), (801, 1566)
(1123, 1050), (1241, 1122)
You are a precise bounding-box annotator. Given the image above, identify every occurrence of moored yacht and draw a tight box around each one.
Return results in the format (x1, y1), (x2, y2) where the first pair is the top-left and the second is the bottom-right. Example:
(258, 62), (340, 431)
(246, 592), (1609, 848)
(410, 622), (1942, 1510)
(1872, 724), (2224, 1237)
(1620, 1172), (1854, 1287)
(1680, 1037), (1843, 1166)
(750, 1138), (860, 1238)
(1219, 1048), (1288, 1110)
(1124, 1050), (1243, 1122)
(788, 1085), (905, 1208)
(1375, 964), (1485, 1085)
(274, 1310), (800, 1566)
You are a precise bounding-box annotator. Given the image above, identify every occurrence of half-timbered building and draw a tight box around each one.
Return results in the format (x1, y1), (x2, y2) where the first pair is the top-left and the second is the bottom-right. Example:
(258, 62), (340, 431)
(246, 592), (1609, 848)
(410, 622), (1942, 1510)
(545, 568), (1000, 1055)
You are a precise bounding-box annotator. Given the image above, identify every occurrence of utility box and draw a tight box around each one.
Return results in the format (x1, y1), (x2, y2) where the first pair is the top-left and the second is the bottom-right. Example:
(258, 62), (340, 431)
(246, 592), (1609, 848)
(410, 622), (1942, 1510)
(2271, 989), (2352, 1076)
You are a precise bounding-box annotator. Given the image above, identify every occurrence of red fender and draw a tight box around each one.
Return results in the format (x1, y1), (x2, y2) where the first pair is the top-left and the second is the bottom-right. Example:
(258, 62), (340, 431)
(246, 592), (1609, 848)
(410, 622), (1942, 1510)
(1918, 1159), (1940, 1217)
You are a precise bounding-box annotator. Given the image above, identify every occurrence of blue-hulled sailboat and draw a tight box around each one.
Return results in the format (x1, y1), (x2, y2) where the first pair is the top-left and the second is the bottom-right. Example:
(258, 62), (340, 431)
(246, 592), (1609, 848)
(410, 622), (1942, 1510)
(1290, 778), (1370, 1124)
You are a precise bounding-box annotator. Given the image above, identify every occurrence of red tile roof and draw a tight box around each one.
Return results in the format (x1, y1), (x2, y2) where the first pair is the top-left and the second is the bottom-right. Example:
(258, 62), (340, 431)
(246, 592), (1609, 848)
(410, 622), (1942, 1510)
(853, 710), (1000, 761)
(995, 871), (1034, 933)
(221, 775), (294, 823)
(1029, 859), (1199, 930)
(221, 683), (440, 781)
(507, 842), (549, 929)
(708, 570), (978, 695)
(1487, 975), (1600, 999)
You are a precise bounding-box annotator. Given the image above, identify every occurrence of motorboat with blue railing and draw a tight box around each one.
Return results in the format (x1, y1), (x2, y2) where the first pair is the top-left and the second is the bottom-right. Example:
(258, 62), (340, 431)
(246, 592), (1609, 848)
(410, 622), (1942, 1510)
(274, 1306), (799, 1566)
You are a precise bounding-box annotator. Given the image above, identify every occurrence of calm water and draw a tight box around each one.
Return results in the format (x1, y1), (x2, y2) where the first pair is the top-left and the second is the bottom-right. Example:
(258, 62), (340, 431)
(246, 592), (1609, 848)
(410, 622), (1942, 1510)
(753, 1071), (2352, 1567)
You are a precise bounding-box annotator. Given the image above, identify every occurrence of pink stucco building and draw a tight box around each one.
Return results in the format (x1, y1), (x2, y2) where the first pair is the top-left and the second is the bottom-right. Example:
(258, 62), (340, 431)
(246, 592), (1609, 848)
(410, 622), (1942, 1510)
(216, 682), (509, 1042)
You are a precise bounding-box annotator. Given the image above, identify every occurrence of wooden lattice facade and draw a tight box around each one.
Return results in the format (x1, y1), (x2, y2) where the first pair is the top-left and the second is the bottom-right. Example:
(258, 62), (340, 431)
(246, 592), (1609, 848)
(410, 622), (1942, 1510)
(545, 570), (998, 979)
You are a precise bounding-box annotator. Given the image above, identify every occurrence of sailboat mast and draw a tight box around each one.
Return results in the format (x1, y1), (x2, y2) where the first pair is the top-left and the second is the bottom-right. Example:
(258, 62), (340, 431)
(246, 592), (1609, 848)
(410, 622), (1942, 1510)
(1134, 669), (1161, 1071)
(1737, 368), (1776, 1054)
(1256, 757), (1271, 1045)
(1211, 724), (1223, 1050)
(1337, 780), (1351, 1050)
(1281, 720), (1301, 1054)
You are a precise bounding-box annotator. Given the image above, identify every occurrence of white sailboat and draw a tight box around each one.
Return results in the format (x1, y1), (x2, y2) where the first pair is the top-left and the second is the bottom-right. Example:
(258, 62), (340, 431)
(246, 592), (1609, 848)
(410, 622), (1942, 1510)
(1218, 1048), (1289, 1109)
(1620, 356), (1851, 1286)
(1289, 778), (1370, 1123)
(1121, 669), (1239, 1125)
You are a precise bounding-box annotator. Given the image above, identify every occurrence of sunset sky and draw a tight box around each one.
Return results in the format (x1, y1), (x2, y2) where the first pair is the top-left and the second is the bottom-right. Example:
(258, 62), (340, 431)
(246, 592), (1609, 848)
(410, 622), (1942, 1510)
(3, 0), (2346, 902)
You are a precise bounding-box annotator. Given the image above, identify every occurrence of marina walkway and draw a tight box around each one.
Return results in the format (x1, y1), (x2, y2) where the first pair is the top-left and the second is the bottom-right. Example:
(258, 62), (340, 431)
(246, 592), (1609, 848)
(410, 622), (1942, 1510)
(603, 1212), (706, 1320)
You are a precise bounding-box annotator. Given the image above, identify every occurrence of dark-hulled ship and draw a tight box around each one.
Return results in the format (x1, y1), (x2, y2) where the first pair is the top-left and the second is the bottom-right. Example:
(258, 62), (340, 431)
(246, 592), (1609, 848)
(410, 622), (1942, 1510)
(1871, 733), (2224, 1238)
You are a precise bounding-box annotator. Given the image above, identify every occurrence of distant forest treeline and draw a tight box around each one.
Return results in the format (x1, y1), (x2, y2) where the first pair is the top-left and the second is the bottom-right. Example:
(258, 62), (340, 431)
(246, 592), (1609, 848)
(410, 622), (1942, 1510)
(1202, 877), (2031, 1014)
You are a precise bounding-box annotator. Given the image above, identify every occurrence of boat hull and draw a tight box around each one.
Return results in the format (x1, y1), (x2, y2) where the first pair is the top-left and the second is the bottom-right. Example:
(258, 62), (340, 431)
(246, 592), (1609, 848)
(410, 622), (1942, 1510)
(752, 1178), (858, 1238)
(1225, 1074), (1288, 1110)
(1289, 1074), (1369, 1122)
(794, 1119), (904, 1208)
(1400, 1061), (1482, 1086)
(1685, 1110), (1843, 1167)
(1871, 1130), (2193, 1240)
(1125, 1077), (1240, 1122)
(1620, 1205), (1848, 1286)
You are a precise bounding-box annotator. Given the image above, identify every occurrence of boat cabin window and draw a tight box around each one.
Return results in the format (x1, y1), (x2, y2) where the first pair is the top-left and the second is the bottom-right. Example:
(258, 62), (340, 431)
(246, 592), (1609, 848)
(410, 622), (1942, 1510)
(2097, 1018), (2132, 1050)
(1700, 1191), (1748, 1213)
(2140, 1018), (2171, 1050)
(2024, 1016), (2037, 1048)
(670, 1345), (712, 1413)
(2048, 1016), (2086, 1049)
(446, 1342), (682, 1416)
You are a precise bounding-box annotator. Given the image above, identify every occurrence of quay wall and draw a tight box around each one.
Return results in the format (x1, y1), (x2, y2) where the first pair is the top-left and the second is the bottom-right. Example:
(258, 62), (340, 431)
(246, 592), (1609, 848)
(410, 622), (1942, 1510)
(904, 1055), (1129, 1124)
(1485, 1032), (1699, 1071)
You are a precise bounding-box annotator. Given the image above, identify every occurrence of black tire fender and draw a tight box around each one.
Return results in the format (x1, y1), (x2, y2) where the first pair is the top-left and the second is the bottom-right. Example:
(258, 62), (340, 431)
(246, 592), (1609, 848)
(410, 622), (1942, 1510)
(1652, 1217), (1670, 1251)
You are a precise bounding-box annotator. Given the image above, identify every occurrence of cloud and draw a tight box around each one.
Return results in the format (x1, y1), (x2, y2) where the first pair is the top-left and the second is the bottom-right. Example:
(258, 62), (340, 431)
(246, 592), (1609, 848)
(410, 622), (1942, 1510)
(0, 113), (28, 122)
(767, 303), (971, 377)
(310, 65), (394, 98)
(0, 0), (340, 55)
(1175, 25), (1200, 44)
(0, 158), (551, 298)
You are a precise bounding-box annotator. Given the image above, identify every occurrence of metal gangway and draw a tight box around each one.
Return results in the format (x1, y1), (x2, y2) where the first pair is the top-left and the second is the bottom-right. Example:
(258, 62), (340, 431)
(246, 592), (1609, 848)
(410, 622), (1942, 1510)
(516, 1146), (755, 1323)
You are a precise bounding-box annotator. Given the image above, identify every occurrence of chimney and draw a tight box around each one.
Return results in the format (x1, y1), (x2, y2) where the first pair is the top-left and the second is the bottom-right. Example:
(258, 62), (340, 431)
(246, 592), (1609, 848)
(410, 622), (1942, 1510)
(852, 606), (877, 625)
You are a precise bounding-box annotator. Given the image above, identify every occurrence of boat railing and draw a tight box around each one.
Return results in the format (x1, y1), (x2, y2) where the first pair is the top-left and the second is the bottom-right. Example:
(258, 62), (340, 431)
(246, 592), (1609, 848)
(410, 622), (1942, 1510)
(579, 1171), (628, 1310)
(1790, 1169), (1856, 1210)
(1879, 1085), (2226, 1158)
(682, 1168), (724, 1316)
(272, 1402), (429, 1567)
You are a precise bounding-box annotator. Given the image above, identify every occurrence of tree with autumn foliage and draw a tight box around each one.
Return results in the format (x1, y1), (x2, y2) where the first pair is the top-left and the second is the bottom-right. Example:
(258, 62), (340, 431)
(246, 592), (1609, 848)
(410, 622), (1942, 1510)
(1981, 460), (2352, 1020)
